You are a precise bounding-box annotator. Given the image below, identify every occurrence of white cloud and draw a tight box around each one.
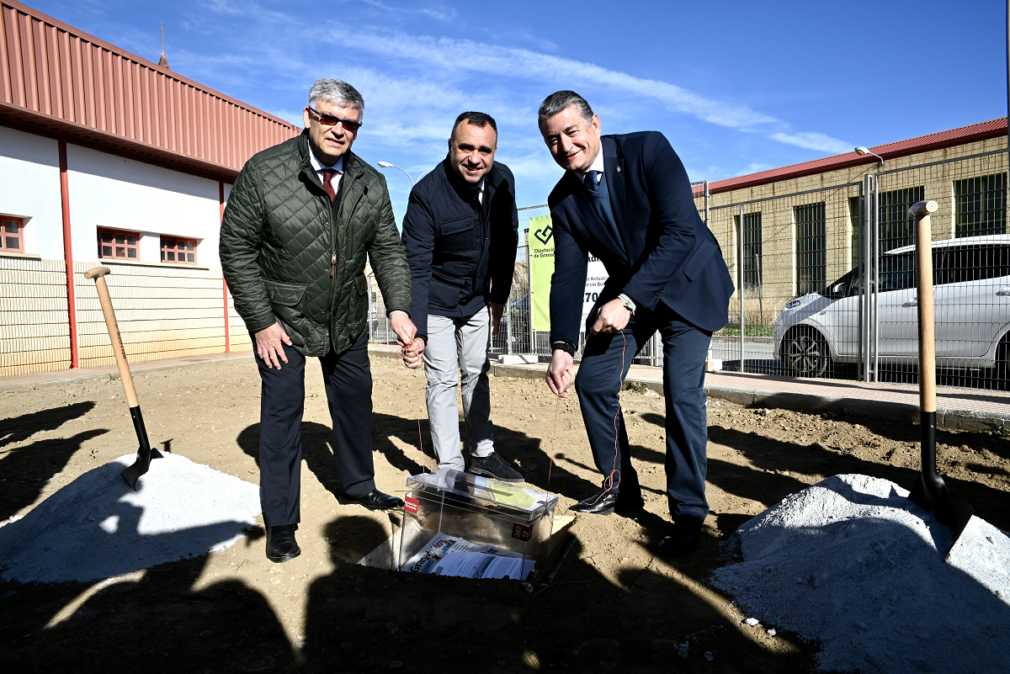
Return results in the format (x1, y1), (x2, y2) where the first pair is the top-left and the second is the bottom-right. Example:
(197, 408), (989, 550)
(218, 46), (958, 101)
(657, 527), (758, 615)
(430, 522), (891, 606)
(322, 29), (780, 130)
(769, 132), (852, 155)
(737, 162), (775, 176)
(266, 109), (305, 127)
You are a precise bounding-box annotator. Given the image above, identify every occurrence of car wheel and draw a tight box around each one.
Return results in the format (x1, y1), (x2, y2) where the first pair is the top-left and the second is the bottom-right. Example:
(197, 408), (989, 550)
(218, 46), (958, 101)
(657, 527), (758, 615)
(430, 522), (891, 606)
(995, 333), (1010, 390)
(783, 327), (831, 377)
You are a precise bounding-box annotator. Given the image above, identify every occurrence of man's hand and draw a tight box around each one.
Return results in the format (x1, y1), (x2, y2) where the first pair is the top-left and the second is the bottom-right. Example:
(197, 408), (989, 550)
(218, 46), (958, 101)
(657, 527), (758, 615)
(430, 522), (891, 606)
(546, 350), (575, 398)
(489, 302), (505, 336)
(254, 322), (292, 369)
(401, 337), (425, 369)
(589, 298), (632, 336)
(391, 312), (417, 346)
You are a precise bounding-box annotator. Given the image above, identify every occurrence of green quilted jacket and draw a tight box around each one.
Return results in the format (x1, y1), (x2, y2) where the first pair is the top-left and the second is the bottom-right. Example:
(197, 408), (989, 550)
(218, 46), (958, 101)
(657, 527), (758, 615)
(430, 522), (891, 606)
(220, 131), (411, 357)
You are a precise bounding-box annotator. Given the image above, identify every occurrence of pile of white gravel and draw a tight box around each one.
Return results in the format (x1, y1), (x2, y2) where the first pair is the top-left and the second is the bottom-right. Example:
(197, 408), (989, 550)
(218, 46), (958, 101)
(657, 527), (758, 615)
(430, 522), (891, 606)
(0, 453), (260, 584)
(711, 473), (1010, 673)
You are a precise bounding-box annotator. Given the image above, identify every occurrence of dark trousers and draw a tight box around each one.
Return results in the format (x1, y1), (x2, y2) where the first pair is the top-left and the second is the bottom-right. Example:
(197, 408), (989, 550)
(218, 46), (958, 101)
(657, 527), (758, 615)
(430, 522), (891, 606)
(256, 333), (375, 527)
(574, 304), (711, 523)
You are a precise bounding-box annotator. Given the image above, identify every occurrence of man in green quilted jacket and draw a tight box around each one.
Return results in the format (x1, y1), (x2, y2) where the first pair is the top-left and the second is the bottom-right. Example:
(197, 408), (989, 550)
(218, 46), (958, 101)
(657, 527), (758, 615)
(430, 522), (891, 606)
(221, 79), (416, 564)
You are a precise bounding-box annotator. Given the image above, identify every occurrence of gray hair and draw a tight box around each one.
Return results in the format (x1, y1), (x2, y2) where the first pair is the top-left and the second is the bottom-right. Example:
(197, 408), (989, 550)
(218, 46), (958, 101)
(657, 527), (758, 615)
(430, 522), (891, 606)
(538, 90), (593, 126)
(308, 78), (365, 114)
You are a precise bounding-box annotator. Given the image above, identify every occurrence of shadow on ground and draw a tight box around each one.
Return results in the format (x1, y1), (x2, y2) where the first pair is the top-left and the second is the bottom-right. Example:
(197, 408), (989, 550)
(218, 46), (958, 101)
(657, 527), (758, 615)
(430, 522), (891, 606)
(0, 402), (104, 520)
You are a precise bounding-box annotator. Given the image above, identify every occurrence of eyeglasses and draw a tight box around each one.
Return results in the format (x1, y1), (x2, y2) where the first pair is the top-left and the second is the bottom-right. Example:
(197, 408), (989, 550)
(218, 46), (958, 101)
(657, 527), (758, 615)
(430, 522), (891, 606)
(307, 106), (362, 132)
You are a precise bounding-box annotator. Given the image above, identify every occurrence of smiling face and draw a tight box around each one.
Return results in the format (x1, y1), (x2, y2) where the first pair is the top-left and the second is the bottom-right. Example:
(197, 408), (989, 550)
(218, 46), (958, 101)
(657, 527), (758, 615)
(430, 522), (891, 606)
(302, 99), (361, 165)
(448, 120), (498, 185)
(539, 105), (602, 173)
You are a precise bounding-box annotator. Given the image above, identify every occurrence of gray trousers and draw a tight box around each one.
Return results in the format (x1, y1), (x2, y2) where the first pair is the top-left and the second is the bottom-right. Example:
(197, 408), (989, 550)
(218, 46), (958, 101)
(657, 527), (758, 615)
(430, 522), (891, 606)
(423, 306), (494, 470)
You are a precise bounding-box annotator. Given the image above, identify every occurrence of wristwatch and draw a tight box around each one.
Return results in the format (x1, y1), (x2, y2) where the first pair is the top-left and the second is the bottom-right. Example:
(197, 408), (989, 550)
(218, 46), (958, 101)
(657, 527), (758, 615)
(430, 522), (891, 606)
(552, 339), (577, 357)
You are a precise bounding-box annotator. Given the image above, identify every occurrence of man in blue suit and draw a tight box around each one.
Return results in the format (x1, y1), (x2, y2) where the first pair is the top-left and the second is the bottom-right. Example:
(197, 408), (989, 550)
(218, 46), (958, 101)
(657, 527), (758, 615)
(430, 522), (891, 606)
(539, 91), (734, 557)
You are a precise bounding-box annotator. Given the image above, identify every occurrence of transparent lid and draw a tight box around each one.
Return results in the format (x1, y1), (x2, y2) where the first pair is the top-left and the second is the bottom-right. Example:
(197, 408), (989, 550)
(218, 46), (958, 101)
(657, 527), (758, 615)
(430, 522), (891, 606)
(406, 469), (558, 518)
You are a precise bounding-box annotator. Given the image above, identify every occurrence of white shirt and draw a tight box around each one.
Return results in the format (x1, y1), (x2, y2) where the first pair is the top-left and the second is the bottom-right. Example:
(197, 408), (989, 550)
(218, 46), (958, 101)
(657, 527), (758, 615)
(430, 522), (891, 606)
(575, 147), (606, 186)
(309, 150), (344, 193)
(309, 150), (410, 320)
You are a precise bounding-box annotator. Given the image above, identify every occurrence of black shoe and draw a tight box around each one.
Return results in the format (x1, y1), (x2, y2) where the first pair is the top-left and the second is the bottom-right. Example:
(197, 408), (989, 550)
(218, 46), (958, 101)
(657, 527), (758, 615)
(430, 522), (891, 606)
(571, 492), (619, 515)
(467, 452), (524, 483)
(338, 489), (404, 511)
(265, 524), (300, 564)
(655, 519), (703, 558)
(570, 490), (645, 516)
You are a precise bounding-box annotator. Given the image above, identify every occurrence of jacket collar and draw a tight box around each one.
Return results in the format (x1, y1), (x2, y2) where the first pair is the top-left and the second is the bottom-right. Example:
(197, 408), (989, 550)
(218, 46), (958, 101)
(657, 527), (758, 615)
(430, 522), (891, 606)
(298, 130), (364, 190)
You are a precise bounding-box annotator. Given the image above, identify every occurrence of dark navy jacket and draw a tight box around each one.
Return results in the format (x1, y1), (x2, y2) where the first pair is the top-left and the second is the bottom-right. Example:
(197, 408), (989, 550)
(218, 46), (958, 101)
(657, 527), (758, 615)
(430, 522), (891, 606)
(402, 158), (519, 340)
(548, 132), (734, 343)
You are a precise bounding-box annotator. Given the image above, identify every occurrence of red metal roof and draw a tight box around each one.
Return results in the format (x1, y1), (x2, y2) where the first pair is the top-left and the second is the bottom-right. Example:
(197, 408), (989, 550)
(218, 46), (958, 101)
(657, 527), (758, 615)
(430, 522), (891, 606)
(0, 0), (300, 181)
(694, 117), (1008, 196)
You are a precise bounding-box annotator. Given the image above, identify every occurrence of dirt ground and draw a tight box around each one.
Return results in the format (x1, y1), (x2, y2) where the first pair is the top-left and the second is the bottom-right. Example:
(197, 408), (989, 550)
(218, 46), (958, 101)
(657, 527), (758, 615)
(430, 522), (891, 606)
(1, 352), (1009, 674)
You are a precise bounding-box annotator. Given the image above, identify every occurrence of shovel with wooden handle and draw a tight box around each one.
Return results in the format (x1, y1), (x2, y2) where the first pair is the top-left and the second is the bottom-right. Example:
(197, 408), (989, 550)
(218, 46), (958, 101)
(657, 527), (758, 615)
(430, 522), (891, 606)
(905, 201), (974, 557)
(85, 267), (163, 490)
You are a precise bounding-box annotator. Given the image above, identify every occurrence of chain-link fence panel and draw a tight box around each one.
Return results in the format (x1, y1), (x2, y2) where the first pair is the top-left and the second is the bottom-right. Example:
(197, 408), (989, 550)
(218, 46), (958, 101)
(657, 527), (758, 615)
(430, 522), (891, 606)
(700, 147), (1009, 391)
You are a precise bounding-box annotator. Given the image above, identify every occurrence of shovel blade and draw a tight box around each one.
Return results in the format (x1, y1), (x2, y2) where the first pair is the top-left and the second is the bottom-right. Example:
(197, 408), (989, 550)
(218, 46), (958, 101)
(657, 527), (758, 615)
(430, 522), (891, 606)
(936, 494), (975, 559)
(120, 446), (165, 490)
(909, 472), (975, 557)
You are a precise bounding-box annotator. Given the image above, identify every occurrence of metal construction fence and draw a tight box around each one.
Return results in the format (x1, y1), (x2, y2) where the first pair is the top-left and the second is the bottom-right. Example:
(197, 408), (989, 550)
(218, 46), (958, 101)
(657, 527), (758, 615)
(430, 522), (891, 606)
(709, 147), (1010, 390)
(370, 203), (667, 366)
(369, 148), (1010, 391)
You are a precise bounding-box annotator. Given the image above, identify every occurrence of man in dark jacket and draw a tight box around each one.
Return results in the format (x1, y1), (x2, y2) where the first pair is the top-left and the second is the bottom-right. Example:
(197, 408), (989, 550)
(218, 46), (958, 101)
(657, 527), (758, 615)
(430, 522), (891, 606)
(400, 112), (522, 481)
(220, 79), (416, 564)
(539, 91), (734, 557)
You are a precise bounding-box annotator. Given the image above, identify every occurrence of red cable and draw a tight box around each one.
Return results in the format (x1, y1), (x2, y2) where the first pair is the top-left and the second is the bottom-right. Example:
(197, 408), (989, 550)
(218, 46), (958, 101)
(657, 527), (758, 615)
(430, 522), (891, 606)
(586, 329), (627, 506)
(400, 344), (429, 472)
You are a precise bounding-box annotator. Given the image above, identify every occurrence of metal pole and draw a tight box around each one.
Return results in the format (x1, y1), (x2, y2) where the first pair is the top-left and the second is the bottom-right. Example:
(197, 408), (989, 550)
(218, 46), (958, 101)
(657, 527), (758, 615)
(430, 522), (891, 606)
(872, 175), (880, 382)
(705, 181), (710, 227)
(858, 181), (866, 381)
(506, 308), (513, 355)
(756, 253), (764, 328)
(739, 205), (745, 373)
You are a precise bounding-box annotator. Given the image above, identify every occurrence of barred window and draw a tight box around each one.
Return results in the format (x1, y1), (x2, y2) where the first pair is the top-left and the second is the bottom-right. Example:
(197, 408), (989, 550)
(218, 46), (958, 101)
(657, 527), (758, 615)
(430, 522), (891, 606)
(734, 212), (762, 288)
(1, 216), (24, 253)
(795, 203), (826, 295)
(955, 173), (1007, 238)
(161, 236), (197, 264)
(98, 228), (139, 260)
(878, 186), (925, 252)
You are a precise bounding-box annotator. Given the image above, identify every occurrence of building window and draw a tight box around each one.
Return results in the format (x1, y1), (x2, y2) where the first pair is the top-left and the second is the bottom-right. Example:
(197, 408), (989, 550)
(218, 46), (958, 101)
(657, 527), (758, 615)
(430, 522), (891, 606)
(795, 202), (826, 296)
(734, 212), (762, 288)
(847, 187), (925, 270)
(161, 236), (197, 264)
(98, 228), (139, 260)
(878, 186), (924, 253)
(1, 217), (24, 253)
(955, 173), (1007, 238)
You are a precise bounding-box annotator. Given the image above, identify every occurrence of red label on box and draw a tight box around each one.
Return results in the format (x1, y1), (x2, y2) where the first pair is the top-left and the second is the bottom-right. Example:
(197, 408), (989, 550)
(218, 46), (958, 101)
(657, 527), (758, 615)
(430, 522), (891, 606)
(404, 496), (419, 514)
(512, 523), (533, 541)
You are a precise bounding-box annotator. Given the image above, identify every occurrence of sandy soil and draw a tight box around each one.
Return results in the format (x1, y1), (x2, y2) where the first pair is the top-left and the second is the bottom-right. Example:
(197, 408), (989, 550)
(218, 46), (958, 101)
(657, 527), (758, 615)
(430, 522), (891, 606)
(1, 353), (1008, 673)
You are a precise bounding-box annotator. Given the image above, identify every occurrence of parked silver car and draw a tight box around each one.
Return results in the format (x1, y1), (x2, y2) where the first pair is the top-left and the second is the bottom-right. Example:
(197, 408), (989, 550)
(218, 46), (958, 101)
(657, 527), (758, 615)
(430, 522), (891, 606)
(773, 234), (1010, 377)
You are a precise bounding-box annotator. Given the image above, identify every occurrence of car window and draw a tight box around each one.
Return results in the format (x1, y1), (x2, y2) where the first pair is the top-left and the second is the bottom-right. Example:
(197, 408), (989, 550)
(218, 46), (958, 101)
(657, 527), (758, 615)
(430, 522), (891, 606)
(937, 244), (1010, 284)
(819, 269), (855, 299)
(879, 252), (915, 291)
(848, 272), (861, 296)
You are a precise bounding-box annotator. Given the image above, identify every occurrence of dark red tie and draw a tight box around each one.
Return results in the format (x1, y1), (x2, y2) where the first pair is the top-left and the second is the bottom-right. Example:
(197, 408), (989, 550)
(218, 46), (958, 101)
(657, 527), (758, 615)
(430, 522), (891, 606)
(321, 168), (338, 201)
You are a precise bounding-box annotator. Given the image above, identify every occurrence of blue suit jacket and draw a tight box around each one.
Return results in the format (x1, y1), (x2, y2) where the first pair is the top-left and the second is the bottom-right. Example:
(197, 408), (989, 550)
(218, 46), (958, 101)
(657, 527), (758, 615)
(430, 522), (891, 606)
(547, 132), (734, 343)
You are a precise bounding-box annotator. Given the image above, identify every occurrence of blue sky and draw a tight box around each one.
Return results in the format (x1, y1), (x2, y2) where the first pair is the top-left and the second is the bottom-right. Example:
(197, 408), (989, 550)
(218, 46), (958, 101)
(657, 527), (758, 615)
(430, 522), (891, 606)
(30, 0), (1009, 222)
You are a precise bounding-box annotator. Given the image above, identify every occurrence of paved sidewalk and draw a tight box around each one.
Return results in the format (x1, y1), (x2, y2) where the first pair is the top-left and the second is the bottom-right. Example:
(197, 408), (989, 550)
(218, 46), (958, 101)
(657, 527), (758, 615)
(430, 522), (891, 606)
(0, 351), (255, 388)
(5, 344), (1007, 434)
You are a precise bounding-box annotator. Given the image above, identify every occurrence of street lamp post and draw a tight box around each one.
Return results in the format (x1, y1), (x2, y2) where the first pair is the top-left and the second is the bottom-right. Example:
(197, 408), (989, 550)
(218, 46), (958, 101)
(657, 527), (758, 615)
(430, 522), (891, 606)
(377, 161), (415, 186)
